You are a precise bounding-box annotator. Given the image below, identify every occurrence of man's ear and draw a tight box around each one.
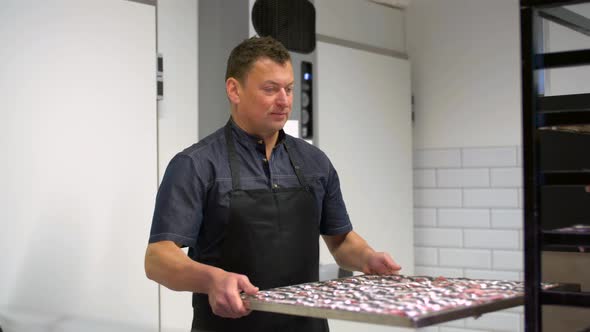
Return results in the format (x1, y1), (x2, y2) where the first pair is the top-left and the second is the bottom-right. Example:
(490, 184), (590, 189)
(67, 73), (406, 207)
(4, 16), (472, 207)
(226, 78), (241, 105)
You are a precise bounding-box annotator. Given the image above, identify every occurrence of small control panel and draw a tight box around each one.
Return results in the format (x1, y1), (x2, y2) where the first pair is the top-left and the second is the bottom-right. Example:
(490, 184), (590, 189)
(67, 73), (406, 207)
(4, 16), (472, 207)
(300, 61), (313, 139)
(157, 53), (163, 101)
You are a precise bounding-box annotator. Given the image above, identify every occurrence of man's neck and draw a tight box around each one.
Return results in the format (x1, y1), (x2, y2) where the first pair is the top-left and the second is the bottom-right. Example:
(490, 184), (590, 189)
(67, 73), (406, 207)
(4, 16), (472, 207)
(260, 131), (279, 160)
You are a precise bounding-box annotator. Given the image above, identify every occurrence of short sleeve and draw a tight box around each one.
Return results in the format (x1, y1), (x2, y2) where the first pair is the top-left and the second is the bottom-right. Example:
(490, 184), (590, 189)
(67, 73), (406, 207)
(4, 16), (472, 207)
(148, 154), (207, 248)
(320, 162), (353, 236)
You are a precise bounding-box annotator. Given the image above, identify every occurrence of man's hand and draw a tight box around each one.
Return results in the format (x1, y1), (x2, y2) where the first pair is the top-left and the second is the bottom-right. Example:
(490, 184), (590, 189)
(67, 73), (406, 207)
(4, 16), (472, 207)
(323, 231), (402, 275)
(208, 271), (259, 319)
(361, 251), (402, 275)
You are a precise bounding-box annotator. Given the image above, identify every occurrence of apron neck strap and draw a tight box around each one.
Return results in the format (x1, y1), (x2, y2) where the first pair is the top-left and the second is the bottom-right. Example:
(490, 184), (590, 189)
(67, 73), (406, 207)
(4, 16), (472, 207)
(224, 119), (309, 190)
(283, 140), (309, 188)
(224, 121), (241, 190)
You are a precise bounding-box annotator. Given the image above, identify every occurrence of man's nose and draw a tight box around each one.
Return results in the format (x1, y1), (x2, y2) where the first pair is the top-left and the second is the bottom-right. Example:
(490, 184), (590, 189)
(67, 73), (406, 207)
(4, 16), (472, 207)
(276, 88), (289, 106)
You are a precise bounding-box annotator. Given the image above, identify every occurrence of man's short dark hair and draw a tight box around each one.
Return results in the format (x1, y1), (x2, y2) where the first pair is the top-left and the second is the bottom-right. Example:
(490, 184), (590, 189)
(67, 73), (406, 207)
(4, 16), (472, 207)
(225, 36), (291, 83)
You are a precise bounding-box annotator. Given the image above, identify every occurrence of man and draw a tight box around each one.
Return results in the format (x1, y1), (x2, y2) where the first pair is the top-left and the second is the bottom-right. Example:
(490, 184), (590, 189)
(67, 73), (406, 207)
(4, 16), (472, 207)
(145, 36), (401, 332)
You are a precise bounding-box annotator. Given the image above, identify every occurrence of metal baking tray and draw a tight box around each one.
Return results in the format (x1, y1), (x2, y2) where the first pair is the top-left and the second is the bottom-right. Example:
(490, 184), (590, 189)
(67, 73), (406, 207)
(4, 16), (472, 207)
(242, 274), (557, 328)
(539, 124), (590, 134)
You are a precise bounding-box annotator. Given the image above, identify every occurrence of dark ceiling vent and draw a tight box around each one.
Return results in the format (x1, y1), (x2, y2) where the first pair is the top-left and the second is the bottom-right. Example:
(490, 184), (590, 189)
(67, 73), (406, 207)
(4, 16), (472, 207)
(252, 0), (316, 54)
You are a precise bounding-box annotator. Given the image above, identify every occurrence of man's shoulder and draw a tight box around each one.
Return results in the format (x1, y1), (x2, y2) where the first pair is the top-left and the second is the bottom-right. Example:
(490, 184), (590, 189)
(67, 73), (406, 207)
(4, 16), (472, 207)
(285, 135), (331, 168)
(161, 127), (227, 183)
(178, 127), (226, 160)
(286, 135), (323, 154)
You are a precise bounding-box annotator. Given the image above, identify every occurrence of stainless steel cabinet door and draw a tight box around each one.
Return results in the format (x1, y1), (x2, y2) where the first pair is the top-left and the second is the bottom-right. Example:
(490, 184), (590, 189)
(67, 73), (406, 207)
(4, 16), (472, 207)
(317, 41), (414, 332)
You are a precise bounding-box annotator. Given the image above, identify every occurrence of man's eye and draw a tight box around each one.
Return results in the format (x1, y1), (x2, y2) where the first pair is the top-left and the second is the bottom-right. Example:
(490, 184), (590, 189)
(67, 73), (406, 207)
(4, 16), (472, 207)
(263, 87), (276, 93)
(285, 87), (294, 94)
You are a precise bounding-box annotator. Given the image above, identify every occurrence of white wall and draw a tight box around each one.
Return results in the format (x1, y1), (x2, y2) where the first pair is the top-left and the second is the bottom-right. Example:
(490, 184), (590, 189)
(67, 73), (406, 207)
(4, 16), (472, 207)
(407, 0), (522, 149)
(316, 0), (406, 53)
(155, 1), (199, 331)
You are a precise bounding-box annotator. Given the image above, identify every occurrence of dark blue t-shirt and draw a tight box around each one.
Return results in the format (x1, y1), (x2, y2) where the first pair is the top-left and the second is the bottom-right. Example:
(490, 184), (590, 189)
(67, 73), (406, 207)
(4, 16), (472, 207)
(149, 120), (352, 261)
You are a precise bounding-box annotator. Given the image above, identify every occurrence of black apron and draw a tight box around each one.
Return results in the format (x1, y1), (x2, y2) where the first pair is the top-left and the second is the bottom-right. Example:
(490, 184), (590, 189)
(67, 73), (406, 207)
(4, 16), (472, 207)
(192, 122), (329, 332)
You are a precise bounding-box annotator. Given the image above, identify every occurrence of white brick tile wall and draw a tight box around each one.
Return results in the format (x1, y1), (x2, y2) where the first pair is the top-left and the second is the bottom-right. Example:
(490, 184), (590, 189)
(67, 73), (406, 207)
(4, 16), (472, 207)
(439, 327), (487, 332)
(415, 208), (437, 227)
(413, 146), (524, 332)
(414, 149), (462, 169)
(506, 305), (524, 314)
(493, 250), (523, 271)
(415, 247), (438, 266)
(415, 228), (463, 247)
(415, 266), (464, 278)
(465, 312), (521, 331)
(463, 189), (519, 208)
(438, 209), (490, 228)
(417, 326), (440, 332)
(464, 229), (519, 249)
(415, 169), (437, 188)
(518, 188), (523, 208)
(462, 147), (517, 168)
(491, 209), (523, 229)
(464, 269), (520, 281)
(415, 189), (463, 207)
(437, 168), (489, 188)
(491, 167), (522, 188)
(439, 249), (491, 269)
(440, 319), (466, 328)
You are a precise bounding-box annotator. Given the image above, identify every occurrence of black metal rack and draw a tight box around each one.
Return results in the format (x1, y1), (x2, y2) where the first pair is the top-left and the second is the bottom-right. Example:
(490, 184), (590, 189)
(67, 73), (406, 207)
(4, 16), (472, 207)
(521, 1), (590, 331)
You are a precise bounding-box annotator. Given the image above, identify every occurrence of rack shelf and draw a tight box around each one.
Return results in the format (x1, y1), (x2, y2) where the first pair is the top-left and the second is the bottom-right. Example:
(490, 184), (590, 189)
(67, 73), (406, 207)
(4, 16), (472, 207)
(538, 93), (590, 111)
(523, 0), (590, 6)
(537, 110), (590, 127)
(537, 94), (590, 132)
(542, 229), (590, 247)
(542, 290), (590, 307)
(535, 49), (590, 69)
(541, 170), (590, 185)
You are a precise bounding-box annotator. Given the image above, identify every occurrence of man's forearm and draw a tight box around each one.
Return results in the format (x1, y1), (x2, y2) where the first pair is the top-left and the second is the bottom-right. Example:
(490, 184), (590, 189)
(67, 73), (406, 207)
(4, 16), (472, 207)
(144, 240), (222, 293)
(324, 231), (375, 273)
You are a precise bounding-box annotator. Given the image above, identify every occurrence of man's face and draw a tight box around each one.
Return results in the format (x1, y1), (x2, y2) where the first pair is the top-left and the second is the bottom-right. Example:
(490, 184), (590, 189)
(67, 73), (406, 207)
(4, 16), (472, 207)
(234, 57), (294, 136)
